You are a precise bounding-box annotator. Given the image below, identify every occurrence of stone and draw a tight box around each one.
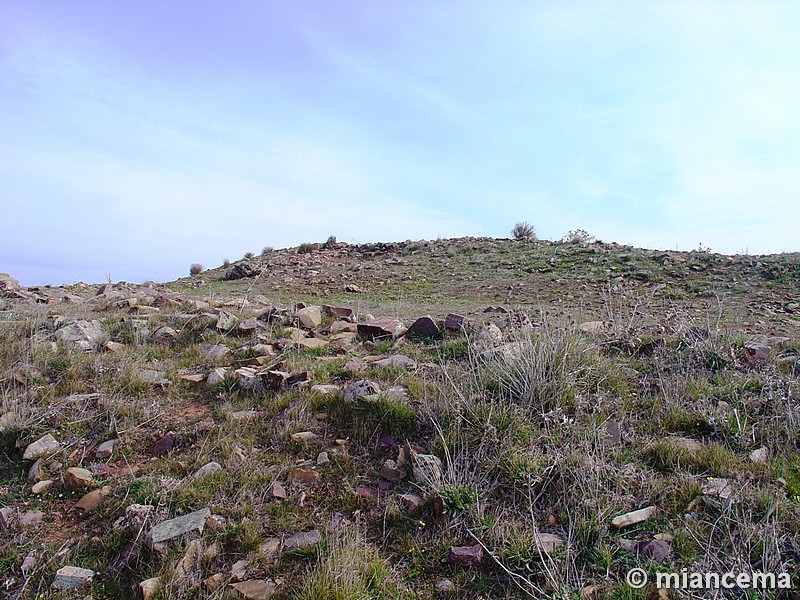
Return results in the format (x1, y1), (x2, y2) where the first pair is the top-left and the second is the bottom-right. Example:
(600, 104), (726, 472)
(238, 317), (263, 333)
(310, 384), (340, 396)
(579, 321), (612, 335)
(231, 558), (250, 581)
(140, 577), (161, 600)
(104, 340), (126, 353)
(357, 317), (407, 340)
(444, 313), (467, 331)
(448, 545), (483, 568)
(53, 319), (108, 350)
(406, 315), (441, 340)
(476, 323), (503, 346)
(270, 482), (287, 499)
(193, 461), (223, 478)
(291, 431), (318, 442)
(611, 506), (657, 528)
(257, 537), (281, 563)
(19, 510), (44, 526)
(436, 579), (456, 593)
(381, 459), (406, 482)
(52, 566), (95, 589)
(343, 379), (381, 402)
(138, 369), (170, 385)
(743, 341), (771, 364)
(206, 367), (229, 387)
(229, 579), (278, 600)
(373, 355), (417, 369)
(534, 532), (565, 554)
(146, 507), (211, 550)
(200, 342), (232, 360)
(225, 263), (257, 281)
(288, 468), (320, 485)
(229, 410), (260, 422)
(297, 306), (322, 329)
(96, 438), (118, 459)
(116, 503), (156, 532)
(399, 493), (424, 515)
(153, 431), (178, 455)
(203, 573), (224, 592)
(65, 467), (94, 488)
(23, 433), (61, 460)
(412, 453), (443, 488)
(316, 451), (329, 465)
(216, 310), (239, 332)
(343, 356), (367, 374)
(701, 477), (736, 507)
(604, 422), (622, 445)
(356, 485), (379, 499)
(174, 539), (202, 580)
(616, 539), (673, 563)
(662, 436), (703, 454)
(283, 529), (321, 552)
(330, 320), (357, 333)
(21, 553), (37, 577)
(295, 337), (329, 350)
(153, 326), (179, 344)
(31, 480), (53, 494)
(75, 486), (111, 512)
(0, 507), (17, 530)
(322, 305), (354, 320)
(28, 458), (43, 481)
(749, 446), (769, 464)
(234, 367), (259, 390)
(180, 373), (206, 383)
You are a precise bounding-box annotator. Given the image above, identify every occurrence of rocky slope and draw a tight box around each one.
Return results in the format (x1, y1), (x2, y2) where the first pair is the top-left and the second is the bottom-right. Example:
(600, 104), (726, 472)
(0, 238), (799, 599)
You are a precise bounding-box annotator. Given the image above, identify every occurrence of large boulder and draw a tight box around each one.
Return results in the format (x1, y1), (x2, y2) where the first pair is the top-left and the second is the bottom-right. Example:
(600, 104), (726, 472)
(357, 317), (407, 340)
(224, 263), (257, 281)
(53, 319), (108, 351)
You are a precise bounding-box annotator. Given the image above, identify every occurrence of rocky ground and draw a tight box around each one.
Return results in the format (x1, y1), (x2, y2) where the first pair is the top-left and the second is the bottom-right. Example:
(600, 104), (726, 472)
(1, 237), (799, 599)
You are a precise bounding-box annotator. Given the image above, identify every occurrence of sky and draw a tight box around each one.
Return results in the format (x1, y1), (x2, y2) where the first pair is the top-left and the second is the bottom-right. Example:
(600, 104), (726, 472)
(2, 1), (800, 285)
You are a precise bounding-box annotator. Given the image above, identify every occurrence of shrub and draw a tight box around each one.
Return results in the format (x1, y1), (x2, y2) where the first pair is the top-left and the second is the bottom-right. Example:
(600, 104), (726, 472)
(243, 251), (255, 259)
(189, 263), (204, 276)
(511, 222), (536, 241)
(261, 246), (274, 256)
(561, 229), (595, 244)
(322, 235), (337, 249)
(222, 258), (230, 267)
(298, 242), (319, 254)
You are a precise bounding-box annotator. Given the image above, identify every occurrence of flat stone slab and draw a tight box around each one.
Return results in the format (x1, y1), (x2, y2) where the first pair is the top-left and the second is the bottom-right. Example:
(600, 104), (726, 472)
(229, 579), (278, 599)
(283, 529), (321, 552)
(146, 507), (211, 550)
(611, 506), (657, 528)
(52, 566), (95, 589)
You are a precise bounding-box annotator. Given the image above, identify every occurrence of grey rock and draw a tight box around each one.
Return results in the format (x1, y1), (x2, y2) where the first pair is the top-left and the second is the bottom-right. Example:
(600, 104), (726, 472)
(52, 566), (95, 589)
(23, 433), (61, 460)
(53, 319), (108, 351)
(283, 529), (321, 552)
(373, 355), (417, 369)
(96, 438), (118, 459)
(193, 461), (223, 478)
(343, 380), (381, 402)
(146, 507), (211, 550)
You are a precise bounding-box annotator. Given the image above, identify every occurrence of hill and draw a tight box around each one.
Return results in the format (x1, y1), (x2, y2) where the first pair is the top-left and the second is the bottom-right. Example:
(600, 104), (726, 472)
(1, 237), (799, 598)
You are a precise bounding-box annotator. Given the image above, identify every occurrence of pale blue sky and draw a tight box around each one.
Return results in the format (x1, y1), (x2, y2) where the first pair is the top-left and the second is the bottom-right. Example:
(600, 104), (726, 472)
(2, 2), (799, 285)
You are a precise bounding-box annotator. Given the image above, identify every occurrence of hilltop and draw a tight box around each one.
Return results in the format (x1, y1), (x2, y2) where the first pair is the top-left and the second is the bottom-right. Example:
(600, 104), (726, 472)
(1, 237), (799, 599)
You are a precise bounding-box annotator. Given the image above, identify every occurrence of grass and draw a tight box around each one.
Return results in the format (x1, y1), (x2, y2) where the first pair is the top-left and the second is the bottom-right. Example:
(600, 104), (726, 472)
(2, 238), (800, 598)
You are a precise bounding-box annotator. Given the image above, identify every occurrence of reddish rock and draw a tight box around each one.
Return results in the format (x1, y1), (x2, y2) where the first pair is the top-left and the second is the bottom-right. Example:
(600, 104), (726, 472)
(357, 317), (407, 340)
(322, 305), (354, 321)
(444, 313), (467, 331)
(153, 431), (177, 455)
(448, 545), (483, 568)
(406, 316), (441, 340)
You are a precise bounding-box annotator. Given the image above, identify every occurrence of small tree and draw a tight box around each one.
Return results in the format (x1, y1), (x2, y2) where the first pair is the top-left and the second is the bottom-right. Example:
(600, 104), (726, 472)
(189, 263), (204, 276)
(511, 222), (536, 241)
